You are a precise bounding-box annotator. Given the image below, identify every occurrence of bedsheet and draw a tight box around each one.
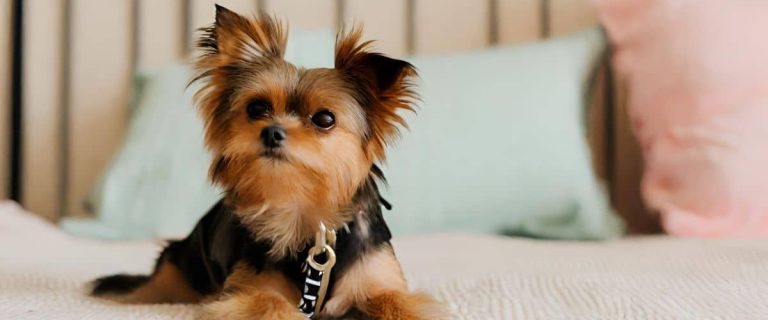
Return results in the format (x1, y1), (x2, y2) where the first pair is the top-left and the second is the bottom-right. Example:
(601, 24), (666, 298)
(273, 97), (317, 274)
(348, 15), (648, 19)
(2, 201), (768, 319)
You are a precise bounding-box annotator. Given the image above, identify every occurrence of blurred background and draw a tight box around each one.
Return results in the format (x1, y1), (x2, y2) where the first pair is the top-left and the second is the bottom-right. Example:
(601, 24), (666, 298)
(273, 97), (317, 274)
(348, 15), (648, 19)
(0, 0), (596, 217)
(2, 0), (766, 240)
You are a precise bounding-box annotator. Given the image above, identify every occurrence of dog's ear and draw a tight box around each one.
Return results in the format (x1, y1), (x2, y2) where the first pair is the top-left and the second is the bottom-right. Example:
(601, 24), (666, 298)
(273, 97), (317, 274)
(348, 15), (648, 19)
(192, 6), (286, 158)
(335, 27), (418, 162)
(198, 5), (286, 61)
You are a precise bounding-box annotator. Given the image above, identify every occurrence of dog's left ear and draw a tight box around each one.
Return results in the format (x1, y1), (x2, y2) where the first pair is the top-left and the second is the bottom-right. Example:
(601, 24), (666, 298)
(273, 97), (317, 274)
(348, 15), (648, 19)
(335, 28), (418, 162)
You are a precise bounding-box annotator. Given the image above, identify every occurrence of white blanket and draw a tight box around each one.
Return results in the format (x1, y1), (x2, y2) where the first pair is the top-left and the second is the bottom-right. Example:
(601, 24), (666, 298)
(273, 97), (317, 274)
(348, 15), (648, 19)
(2, 201), (768, 319)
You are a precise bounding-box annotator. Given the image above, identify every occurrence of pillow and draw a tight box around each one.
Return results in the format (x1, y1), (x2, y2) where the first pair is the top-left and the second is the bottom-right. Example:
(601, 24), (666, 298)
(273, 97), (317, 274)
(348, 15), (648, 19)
(64, 28), (624, 240)
(381, 28), (623, 238)
(594, 0), (768, 236)
(61, 31), (336, 239)
(61, 64), (217, 239)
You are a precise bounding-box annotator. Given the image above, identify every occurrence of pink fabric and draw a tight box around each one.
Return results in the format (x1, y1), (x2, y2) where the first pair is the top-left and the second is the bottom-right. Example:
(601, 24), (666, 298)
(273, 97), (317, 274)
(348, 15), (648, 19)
(593, 0), (768, 237)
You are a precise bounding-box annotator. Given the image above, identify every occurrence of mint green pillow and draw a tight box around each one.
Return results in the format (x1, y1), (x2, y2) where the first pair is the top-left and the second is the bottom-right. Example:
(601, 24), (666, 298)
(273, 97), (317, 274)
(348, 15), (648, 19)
(63, 28), (623, 240)
(381, 28), (623, 239)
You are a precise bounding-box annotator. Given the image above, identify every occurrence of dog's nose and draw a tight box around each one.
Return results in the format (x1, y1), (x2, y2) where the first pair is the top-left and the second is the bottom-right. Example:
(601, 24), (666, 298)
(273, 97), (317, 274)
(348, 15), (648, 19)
(261, 126), (286, 148)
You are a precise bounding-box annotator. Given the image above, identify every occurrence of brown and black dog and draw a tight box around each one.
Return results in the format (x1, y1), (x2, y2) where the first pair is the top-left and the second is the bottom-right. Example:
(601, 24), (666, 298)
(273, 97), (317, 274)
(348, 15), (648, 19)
(90, 5), (449, 320)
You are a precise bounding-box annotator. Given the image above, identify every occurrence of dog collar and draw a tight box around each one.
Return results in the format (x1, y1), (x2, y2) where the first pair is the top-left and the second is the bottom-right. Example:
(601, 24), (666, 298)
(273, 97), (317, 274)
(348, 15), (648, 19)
(298, 222), (337, 318)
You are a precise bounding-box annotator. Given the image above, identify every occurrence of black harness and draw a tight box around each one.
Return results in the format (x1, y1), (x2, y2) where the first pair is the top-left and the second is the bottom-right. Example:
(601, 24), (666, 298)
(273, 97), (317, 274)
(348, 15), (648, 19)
(169, 172), (393, 318)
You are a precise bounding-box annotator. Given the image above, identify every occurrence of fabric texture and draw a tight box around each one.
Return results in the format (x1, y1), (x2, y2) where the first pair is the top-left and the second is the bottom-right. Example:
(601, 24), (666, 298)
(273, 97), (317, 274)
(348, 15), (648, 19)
(4, 201), (768, 319)
(594, 0), (768, 236)
(65, 28), (623, 240)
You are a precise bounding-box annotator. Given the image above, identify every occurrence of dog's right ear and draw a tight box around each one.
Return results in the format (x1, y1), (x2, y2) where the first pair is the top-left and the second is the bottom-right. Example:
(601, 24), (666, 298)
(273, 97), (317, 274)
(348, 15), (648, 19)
(197, 5), (286, 61)
(191, 6), (286, 157)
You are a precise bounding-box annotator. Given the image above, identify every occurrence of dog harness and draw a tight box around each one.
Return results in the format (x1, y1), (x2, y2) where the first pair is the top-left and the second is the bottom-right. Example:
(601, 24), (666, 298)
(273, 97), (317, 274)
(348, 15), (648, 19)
(298, 222), (337, 318)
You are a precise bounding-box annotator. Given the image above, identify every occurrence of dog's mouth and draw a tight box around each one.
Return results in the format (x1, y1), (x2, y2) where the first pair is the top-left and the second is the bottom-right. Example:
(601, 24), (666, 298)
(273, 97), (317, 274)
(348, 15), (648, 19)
(261, 148), (287, 160)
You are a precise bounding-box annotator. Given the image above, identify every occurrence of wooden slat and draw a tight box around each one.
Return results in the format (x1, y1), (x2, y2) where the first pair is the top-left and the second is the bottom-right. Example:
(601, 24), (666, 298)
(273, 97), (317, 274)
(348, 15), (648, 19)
(587, 52), (608, 182)
(343, 0), (407, 57)
(66, 0), (134, 217)
(21, 0), (65, 220)
(188, 0), (259, 51)
(0, 0), (10, 199)
(413, 0), (490, 55)
(497, 0), (541, 44)
(138, 0), (185, 68)
(589, 52), (659, 234)
(549, 0), (597, 36)
(263, 0), (336, 30)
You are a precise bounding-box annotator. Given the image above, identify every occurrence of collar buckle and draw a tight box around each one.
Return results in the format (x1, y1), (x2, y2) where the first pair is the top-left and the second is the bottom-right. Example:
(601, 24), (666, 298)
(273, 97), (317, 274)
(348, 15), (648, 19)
(299, 222), (337, 318)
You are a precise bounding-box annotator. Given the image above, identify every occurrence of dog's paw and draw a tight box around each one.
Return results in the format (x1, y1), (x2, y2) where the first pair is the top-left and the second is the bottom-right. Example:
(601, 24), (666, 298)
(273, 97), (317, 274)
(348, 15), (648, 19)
(201, 291), (305, 320)
(363, 290), (454, 320)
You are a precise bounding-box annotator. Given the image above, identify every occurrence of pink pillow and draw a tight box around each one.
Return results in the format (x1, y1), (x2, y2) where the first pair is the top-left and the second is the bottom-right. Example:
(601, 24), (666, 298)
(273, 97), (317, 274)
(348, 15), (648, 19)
(594, 0), (768, 237)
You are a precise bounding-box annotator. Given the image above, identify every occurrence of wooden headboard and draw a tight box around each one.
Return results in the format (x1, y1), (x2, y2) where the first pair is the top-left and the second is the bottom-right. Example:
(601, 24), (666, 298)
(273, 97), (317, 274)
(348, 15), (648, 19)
(0, 0), (10, 204)
(2, 0), (653, 229)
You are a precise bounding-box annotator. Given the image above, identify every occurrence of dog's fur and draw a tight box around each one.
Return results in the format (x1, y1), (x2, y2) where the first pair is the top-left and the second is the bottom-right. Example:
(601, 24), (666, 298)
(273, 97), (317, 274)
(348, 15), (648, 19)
(90, 5), (449, 319)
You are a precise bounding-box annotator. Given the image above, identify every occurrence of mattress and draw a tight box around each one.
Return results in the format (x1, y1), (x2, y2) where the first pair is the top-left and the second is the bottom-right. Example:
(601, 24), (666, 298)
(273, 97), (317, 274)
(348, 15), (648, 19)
(2, 200), (768, 320)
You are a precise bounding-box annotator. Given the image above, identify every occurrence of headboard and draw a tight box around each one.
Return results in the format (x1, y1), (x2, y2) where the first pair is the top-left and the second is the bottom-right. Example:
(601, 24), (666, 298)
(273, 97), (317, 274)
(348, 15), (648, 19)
(3, 0), (653, 230)
(0, 0), (10, 205)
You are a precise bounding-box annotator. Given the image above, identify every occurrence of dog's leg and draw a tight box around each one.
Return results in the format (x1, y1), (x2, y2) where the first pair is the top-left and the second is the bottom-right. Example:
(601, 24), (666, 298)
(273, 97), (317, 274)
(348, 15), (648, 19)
(322, 244), (452, 320)
(202, 261), (305, 320)
(91, 201), (240, 304)
(90, 241), (205, 304)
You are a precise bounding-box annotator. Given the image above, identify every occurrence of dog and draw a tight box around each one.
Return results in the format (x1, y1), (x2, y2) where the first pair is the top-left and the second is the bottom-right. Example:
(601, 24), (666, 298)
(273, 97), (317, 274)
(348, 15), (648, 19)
(90, 5), (449, 320)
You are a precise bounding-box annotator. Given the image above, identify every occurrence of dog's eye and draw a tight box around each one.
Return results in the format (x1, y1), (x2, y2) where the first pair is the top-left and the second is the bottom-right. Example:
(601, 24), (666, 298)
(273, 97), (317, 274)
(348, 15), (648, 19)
(246, 100), (270, 120)
(311, 110), (335, 129)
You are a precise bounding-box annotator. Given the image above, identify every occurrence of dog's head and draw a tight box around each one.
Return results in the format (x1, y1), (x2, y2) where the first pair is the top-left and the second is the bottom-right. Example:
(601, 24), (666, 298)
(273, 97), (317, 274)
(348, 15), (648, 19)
(192, 6), (417, 219)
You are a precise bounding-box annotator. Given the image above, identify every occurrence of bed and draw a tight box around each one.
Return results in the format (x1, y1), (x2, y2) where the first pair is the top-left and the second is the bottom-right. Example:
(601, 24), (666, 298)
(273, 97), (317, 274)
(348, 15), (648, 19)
(3, 201), (768, 319)
(5, 1), (755, 319)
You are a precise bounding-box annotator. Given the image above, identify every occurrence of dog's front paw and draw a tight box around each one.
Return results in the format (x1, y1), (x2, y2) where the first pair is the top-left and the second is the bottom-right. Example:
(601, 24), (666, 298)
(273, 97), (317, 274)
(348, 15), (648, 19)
(363, 290), (454, 320)
(201, 291), (305, 320)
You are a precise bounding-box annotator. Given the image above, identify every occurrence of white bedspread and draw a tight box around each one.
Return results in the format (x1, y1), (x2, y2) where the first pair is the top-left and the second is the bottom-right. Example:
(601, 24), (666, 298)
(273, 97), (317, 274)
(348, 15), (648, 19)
(2, 201), (768, 319)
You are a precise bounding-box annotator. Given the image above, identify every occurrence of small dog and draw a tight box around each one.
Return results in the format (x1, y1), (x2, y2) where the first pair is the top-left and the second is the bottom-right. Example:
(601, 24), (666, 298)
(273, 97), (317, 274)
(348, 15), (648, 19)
(90, 5), (448, 320)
